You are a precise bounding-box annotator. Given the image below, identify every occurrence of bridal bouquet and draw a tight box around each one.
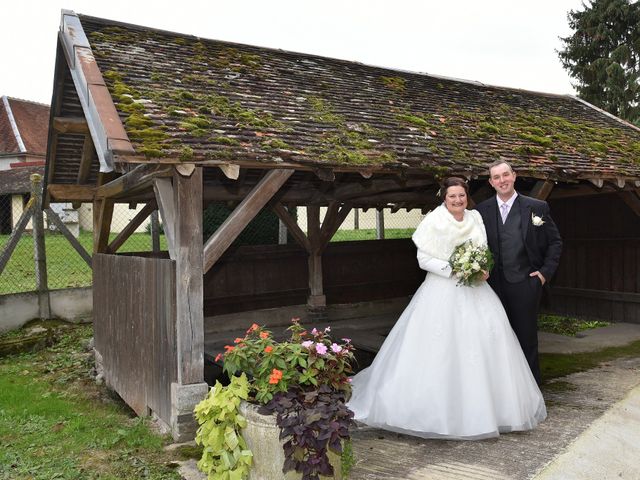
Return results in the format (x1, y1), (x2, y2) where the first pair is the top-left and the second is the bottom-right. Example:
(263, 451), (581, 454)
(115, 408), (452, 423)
(449, 241), (494, 286)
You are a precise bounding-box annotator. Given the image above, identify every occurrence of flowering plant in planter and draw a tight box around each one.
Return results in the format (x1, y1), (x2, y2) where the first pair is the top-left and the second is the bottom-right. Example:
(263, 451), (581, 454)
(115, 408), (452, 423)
(199, 318), (356, 480)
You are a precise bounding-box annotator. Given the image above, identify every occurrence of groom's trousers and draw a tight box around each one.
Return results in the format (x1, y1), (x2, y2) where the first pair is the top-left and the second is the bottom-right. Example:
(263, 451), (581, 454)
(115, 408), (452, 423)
(494, 273), (543, 384)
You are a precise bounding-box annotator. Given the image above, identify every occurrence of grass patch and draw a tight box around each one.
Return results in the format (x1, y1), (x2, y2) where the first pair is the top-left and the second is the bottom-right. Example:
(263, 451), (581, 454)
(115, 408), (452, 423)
(538, 314), (609, 336)
(330, 228), (415, 242)
(540, 339), (640, 382)
(0, 324), (182, 479)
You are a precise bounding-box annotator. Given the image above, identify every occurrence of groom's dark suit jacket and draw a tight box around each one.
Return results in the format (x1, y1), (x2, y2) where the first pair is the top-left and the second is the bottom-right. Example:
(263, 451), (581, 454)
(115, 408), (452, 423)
(476, 194), (562, 288)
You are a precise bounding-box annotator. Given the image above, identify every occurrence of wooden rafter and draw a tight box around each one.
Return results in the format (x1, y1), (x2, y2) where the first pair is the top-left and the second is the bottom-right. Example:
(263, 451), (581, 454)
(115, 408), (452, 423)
(203, 169), (294, 273)
(0, 199), (35, 276)
(106, 201), (157, 253)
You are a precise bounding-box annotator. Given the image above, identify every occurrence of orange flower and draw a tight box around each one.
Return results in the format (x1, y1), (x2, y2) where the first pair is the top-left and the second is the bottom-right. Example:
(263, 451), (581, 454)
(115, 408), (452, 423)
(264, 346), (273, 353)
(234, 337), (244, 343)
(247, 323), (260, 334)
(260, 331), (269, 339)
(224, 345), (235, 352)
(268, 368), (283, 384)
(214, 353), (223, 362)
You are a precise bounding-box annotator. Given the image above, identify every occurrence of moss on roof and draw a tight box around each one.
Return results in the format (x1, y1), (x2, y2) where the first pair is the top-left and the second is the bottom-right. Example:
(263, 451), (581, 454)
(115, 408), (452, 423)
(81, 15), (640, 181)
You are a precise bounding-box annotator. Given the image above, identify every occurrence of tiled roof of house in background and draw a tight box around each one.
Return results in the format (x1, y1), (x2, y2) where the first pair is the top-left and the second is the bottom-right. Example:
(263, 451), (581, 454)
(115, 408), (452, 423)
(76, 14), (640, 182)
(0, 96), (50, 156)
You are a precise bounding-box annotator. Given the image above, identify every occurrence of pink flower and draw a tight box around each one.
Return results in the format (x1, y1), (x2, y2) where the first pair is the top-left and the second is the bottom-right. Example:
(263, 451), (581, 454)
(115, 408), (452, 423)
(315, 343), (328, 355)
(347, 378), (353, 383)
(301, 340), (314, 349)
(311, 328), (319, 335)
(324, 326), (331, 333)
(341, 338), (352, 343)
(331, 343), (342, 353)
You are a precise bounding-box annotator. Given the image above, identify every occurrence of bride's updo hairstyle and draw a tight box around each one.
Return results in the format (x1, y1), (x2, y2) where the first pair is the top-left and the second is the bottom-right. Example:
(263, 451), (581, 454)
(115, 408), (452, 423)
(439, 177), (469, 199)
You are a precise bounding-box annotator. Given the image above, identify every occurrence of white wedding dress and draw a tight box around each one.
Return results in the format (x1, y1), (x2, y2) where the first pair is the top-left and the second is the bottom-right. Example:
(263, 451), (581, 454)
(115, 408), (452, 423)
(347, 206), (546, 440)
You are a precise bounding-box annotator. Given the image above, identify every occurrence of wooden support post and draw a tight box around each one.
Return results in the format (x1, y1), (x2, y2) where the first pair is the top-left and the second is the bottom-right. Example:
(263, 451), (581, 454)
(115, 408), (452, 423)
(31, 174), (51, 319)
(376, 209), (385, 240)
(306, 205), (326, 308)
(174, 166), (204, 385)
(150, 210), (161, 253)
(92, 198), (114, 254)
(203, 169), (294, 273)
(353, 208), (359, 229)
(318, 201), (352, 251)
(44, 208), (92, 267)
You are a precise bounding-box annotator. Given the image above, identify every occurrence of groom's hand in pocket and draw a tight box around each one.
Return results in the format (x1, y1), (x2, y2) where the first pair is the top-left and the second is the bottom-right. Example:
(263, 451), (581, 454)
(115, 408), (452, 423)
(529, 271), (546, 286)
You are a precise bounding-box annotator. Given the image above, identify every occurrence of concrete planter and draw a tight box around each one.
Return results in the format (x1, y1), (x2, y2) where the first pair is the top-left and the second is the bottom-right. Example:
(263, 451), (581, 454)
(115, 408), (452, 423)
(239, 401), (342, 480)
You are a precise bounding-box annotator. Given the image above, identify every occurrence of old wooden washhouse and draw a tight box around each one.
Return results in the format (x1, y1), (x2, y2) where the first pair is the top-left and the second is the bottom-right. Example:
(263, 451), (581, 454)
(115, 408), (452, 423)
(44, 11), (640, 438)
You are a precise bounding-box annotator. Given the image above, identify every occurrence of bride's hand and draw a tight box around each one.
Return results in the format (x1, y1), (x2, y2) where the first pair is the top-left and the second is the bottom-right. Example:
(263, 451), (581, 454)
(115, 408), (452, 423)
(481, 270), (489, 281)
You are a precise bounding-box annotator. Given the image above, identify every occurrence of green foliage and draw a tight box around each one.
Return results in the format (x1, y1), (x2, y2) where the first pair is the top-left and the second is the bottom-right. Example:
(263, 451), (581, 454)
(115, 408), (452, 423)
(194, 374), (253, 480)
(558, 0), (640, 124)
(538, 314), (609, 336)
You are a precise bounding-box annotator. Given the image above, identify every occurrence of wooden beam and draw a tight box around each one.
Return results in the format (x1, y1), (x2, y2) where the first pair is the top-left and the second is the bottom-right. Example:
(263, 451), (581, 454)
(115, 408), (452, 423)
(272, 202), (311, 252)
(619, 190), (640, 217)
(107, 201), (157, 253)
(548, 184), (616, 199)
(0, 199), (34, 276)
(48, 184), (95, 202)
(44, 208), (92, 267)
(52, 116), (89, 134)
(589, 178), (604, 188)
(319, 202), (352, 249)
(203, 169), (294, 273)
(95, 164), (171, 199)
(174, 167), (204, 385)
(77, 134), (95, 185)
(154, 178), (176, 259)
(529, 180), (555, 200)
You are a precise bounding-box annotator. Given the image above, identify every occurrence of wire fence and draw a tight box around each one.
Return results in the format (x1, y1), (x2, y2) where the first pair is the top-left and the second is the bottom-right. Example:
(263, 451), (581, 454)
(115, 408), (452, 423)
(0, 193), (425, 295)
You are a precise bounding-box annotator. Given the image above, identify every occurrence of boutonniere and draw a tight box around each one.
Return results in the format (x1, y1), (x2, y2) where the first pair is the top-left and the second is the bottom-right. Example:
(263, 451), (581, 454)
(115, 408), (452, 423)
(531, 213), (545, 226)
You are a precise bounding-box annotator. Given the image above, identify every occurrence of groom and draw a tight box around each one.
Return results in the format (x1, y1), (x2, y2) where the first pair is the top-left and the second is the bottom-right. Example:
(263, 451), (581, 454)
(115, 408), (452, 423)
(476, 160), (562, 384)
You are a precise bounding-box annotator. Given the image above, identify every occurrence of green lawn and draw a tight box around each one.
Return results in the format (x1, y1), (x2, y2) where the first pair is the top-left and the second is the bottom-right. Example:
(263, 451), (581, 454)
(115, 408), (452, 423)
(0, 325), (185, 479)
(0, 232), (166, 294)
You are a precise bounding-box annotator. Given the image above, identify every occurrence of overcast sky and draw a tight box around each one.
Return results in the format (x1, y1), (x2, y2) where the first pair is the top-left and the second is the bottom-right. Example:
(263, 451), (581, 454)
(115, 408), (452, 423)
(2, 0), (586, 105)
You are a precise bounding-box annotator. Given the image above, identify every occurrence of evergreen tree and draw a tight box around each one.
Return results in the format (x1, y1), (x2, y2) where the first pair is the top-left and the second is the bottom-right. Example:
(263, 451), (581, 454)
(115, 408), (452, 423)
(558, 0), (640, 124)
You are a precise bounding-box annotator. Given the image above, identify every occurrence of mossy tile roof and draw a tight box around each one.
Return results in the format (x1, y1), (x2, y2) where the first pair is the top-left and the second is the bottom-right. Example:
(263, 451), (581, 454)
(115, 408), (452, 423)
(78, 14), (640, 182)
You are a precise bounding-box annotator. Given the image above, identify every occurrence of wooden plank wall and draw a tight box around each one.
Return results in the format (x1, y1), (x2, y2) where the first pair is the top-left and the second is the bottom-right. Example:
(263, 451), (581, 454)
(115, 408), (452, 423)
(93, 253), (177, 422)
(549, 193), (640, 323)
(203, 238), (424, 316)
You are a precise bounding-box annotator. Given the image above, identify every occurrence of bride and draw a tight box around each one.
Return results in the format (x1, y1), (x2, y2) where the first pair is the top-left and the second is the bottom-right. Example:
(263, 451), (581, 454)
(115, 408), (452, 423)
(347, 177), (546, 439)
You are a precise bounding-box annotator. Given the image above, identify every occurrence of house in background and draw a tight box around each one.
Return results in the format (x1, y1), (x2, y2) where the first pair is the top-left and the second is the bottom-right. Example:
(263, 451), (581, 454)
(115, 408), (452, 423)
(0, 96), (49, 234)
